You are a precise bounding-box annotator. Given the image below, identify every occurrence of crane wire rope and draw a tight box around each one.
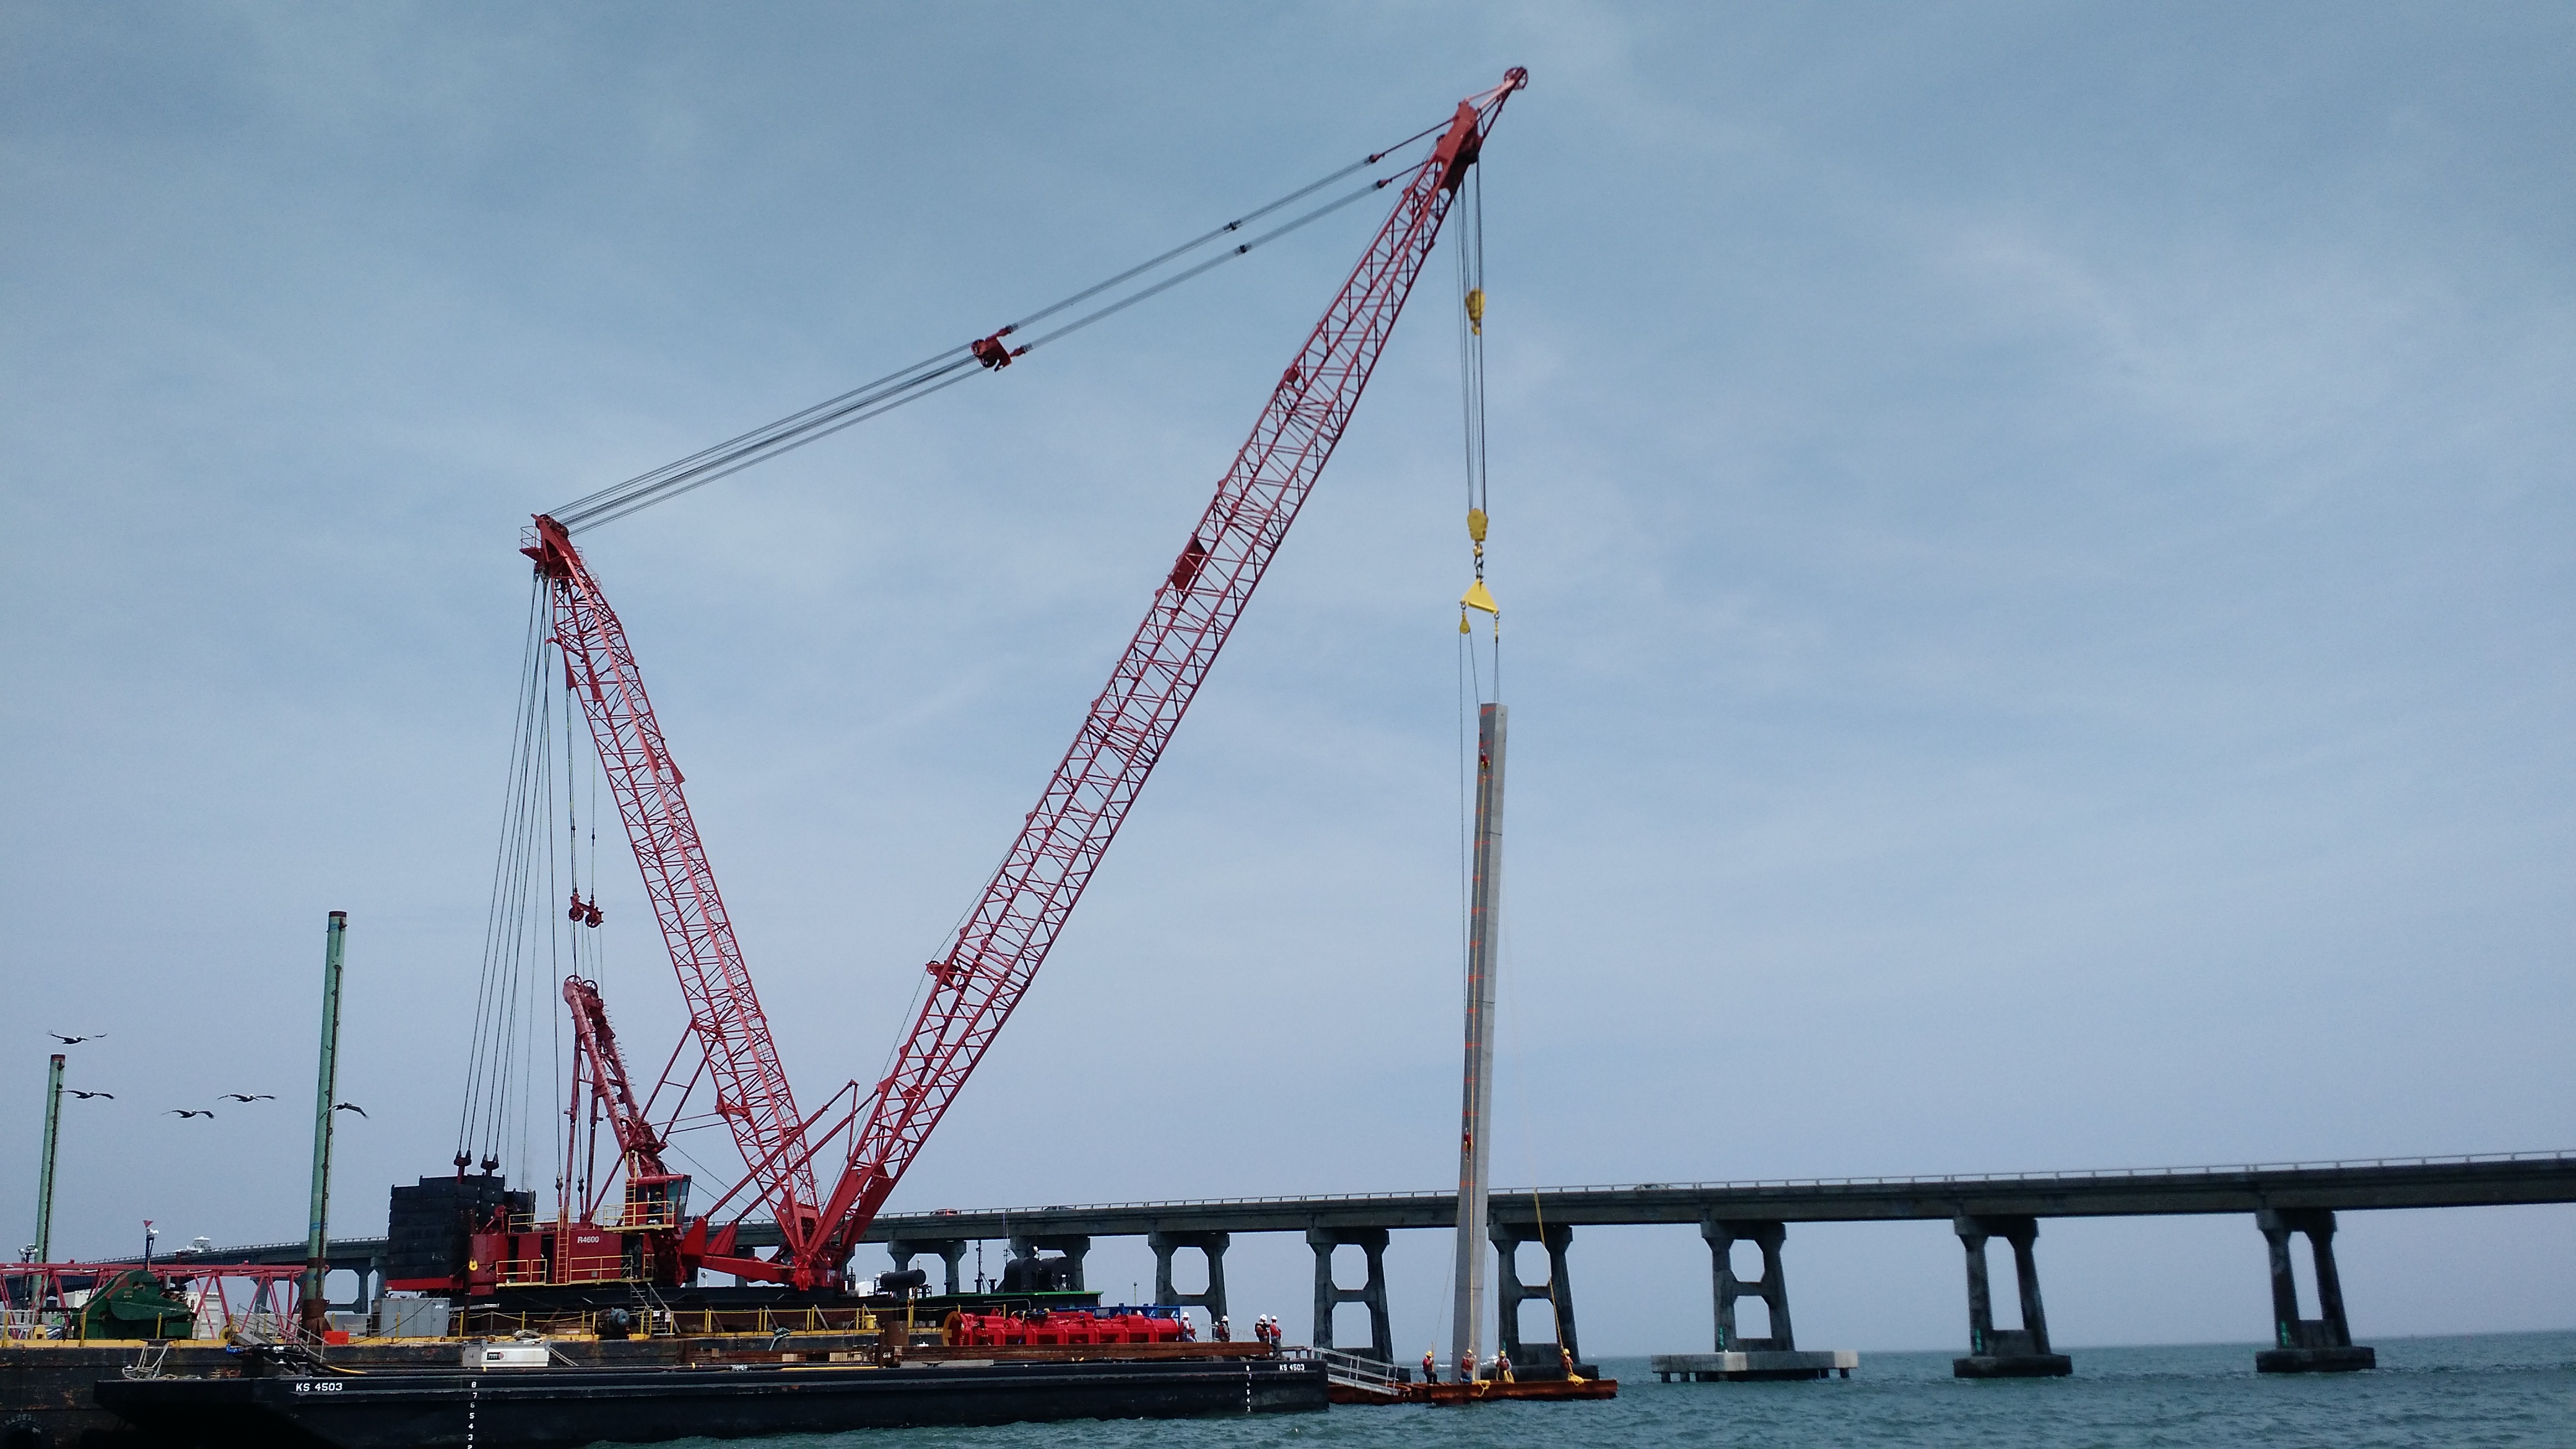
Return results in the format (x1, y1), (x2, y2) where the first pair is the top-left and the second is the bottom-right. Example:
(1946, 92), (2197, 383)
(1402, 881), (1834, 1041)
(1450, 145), (1513, 1378)
(1453, 157), (1496, 1075)
(518, 625), (564, 1189)
(461, 580), (564, 1173)
(466, 581), (633, 1196)
(553, 653), (585, 1193)
(547, 119), (1458, 536)
(1455, 162), (1498, 702)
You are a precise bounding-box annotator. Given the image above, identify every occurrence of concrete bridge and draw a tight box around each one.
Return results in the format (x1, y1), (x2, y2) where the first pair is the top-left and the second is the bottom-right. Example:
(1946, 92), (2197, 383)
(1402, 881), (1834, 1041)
(173, 1149), (2576, 1376)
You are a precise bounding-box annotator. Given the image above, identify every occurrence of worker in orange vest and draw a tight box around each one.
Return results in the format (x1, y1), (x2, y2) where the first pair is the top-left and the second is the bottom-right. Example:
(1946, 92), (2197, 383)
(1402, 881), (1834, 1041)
(1422, 1347), (1438, 1384)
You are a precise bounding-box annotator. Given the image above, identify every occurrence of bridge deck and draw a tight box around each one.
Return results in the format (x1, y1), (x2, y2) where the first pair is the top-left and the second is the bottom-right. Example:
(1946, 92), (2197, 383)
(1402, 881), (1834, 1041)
(160, 1151), (2576, 1270)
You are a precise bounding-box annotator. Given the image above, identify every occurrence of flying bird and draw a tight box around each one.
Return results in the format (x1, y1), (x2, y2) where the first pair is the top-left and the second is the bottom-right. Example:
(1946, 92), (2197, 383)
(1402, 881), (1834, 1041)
(48, 1032), (105, 1045)
(165, 1108), (214, 1119)
(68, 1090), (114, 1100)
(332, 1102), (368, 1118)
(219, 1094), (276, 1103)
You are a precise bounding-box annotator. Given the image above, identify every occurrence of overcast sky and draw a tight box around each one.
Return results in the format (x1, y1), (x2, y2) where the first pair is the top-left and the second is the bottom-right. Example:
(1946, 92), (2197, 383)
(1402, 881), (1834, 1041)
(4, 3), (2570, 1354)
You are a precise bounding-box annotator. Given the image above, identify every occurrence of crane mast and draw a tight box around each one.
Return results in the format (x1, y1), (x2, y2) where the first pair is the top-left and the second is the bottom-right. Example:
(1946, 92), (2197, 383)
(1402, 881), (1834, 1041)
(523, 518), (822, 1268)
(806, 70), (1529, 1278)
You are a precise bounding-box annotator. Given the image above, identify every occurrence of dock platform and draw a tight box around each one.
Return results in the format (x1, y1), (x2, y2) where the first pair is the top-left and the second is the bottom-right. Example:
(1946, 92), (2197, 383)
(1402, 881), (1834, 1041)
(1326, 1375), (1619, 1405)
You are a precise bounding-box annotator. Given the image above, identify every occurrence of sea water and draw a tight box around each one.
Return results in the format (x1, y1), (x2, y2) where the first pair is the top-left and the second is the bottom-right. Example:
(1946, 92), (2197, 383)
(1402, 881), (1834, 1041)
(674, 1330), (2576, 1449)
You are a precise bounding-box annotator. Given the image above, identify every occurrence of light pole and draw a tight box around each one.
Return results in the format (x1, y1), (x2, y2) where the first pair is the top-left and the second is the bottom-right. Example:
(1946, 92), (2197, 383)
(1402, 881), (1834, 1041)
(302, 910), (348, 1336)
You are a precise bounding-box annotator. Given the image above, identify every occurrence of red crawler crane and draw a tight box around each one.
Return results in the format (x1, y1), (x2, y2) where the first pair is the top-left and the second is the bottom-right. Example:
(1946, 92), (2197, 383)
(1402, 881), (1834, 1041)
(527, 68), (1527, 1291)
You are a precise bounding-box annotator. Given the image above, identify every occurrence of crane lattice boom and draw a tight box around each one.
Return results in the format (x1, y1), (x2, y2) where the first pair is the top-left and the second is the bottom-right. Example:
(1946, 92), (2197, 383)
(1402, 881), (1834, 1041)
(524, 518), (822, 1264)
(807, 70), (1529, 1277)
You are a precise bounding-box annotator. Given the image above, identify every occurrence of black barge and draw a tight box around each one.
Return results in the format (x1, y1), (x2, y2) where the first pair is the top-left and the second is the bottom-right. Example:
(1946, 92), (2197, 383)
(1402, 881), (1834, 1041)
(95, 1355), (1326, 1447)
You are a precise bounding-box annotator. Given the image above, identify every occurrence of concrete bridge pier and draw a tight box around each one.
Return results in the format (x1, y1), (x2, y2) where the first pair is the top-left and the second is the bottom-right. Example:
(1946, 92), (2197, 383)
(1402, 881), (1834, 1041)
(1003, 1234), (1089, 1293)
(1147, 1230), (1229, 1326)
(1953, 1214), (2072, 1378)
(2255, 1209), (2375, 1372)
(321, 1259), (384, 1327)
(1704, 1218), (1794, 1351)
(883, 1238), (967, 1295)
(1651, 1218), (1853, 1382)
(1306, 1228), (1393, 1362)
(1490, 1221), (1593, 1378)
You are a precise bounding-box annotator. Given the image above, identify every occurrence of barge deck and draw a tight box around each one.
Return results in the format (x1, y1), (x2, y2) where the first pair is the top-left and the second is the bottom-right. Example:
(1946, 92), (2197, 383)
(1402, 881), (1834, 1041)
(96, 1355), (1325, 1447)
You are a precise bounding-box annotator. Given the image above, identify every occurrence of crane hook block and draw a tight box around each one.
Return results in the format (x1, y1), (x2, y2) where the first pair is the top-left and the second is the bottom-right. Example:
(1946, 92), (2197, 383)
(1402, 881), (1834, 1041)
(1466, 508), (1487, 544)
(1466, 289), (1485, 334)
(970, 333), (1015, 369)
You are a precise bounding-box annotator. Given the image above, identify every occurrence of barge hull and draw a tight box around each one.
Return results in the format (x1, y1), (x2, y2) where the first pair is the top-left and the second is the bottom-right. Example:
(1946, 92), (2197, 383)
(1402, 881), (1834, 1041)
(96, 1357), (1326, 1447)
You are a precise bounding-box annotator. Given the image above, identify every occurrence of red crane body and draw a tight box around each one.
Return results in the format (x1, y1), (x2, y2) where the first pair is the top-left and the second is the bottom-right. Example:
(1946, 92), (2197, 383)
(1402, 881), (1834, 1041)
(521, 69), (1526, 1291)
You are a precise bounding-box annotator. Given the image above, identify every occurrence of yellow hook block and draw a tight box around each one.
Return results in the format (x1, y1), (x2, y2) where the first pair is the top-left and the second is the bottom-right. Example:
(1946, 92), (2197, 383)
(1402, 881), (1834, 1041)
(1466, 288), (1486, 335)
(1466, 508), (1487, 544)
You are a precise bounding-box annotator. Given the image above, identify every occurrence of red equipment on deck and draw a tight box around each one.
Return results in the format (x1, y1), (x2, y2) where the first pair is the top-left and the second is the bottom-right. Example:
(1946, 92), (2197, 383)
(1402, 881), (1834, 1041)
(506, 69), (1528, 1292)
(945, 1310), (1188, 1349)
